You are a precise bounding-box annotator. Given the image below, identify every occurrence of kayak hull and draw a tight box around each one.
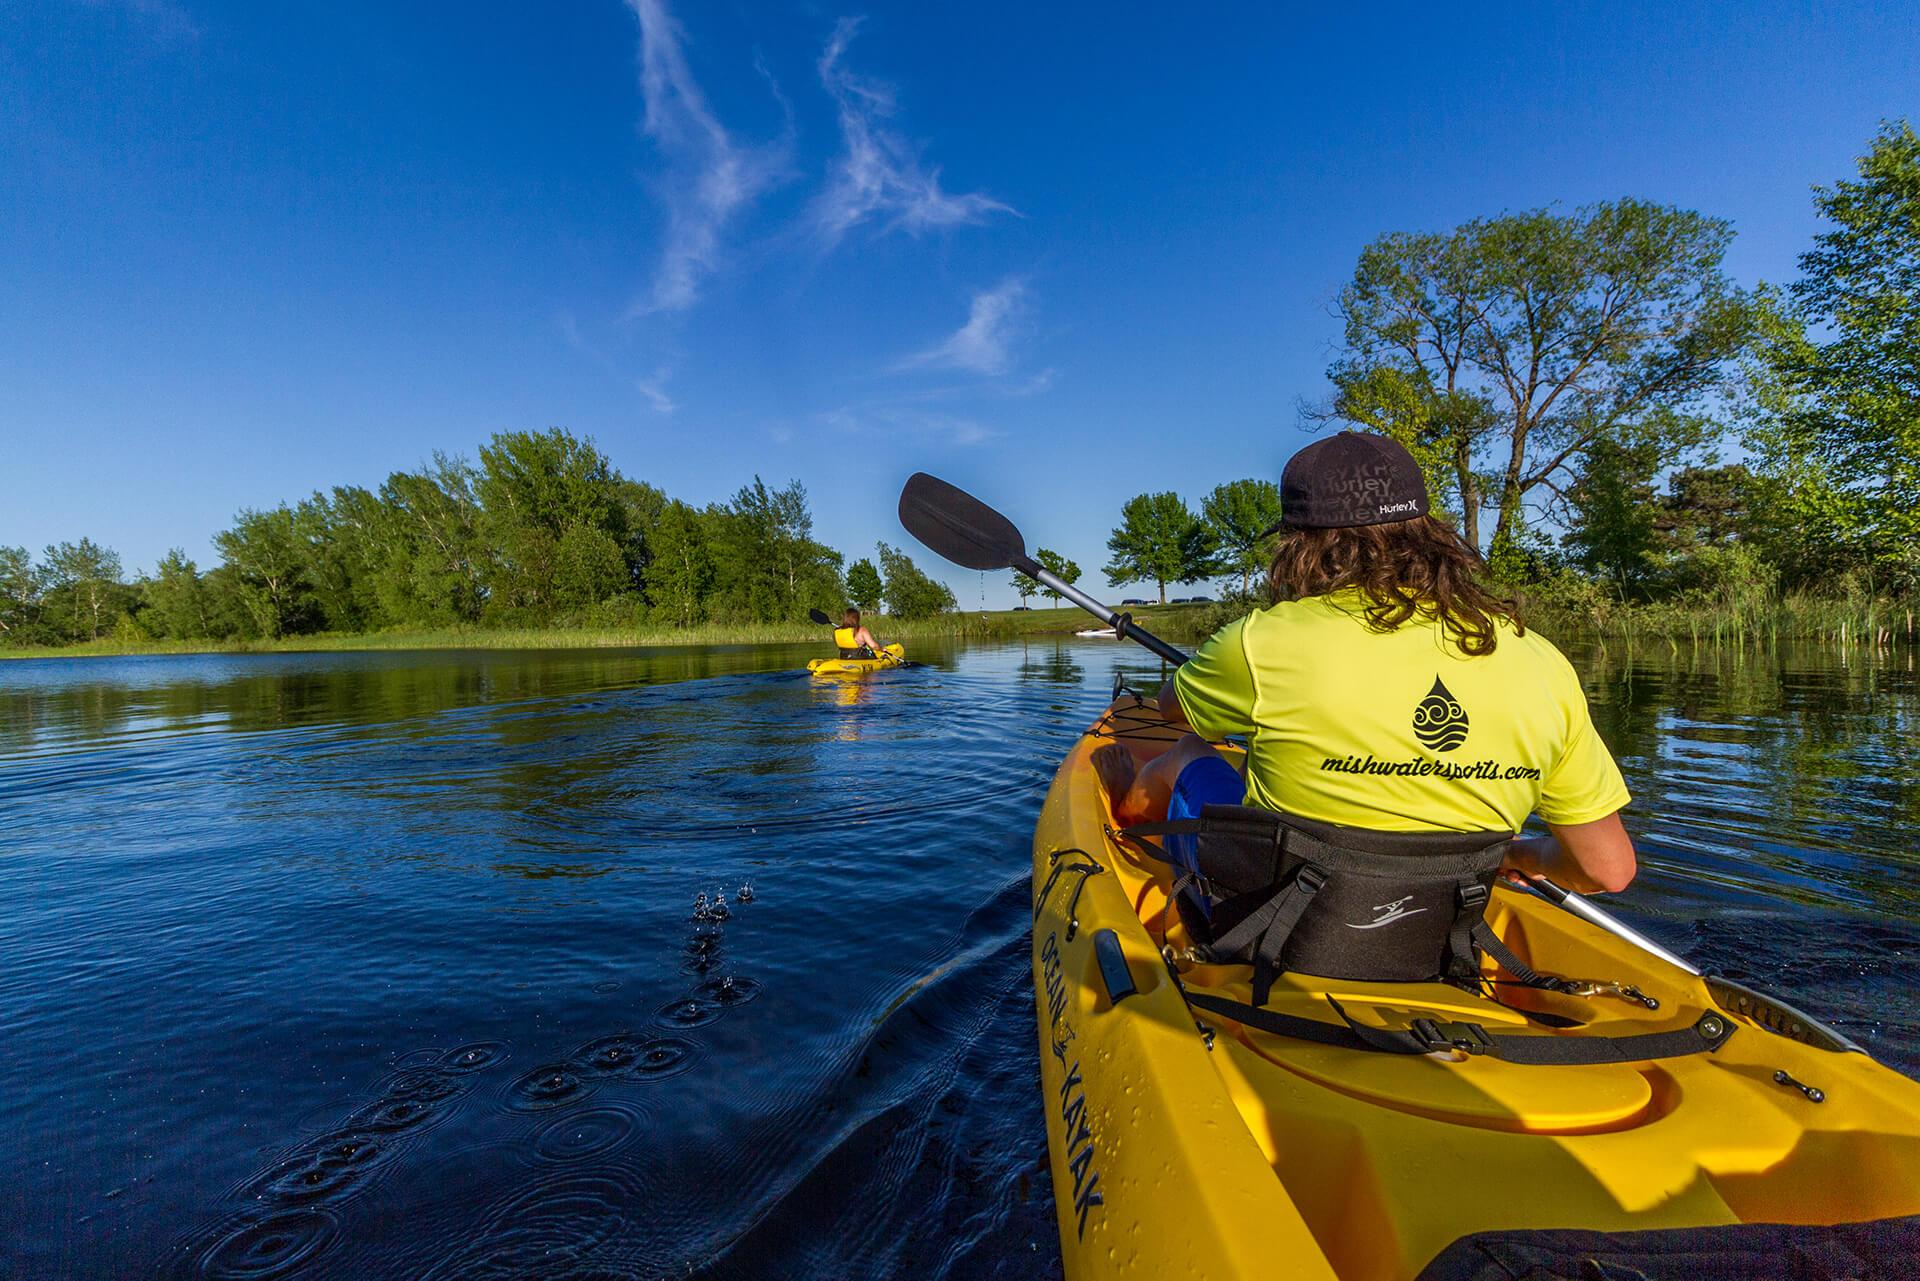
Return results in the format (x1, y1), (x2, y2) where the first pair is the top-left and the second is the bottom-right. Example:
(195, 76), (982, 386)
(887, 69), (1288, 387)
(1031, 699), (1920, 1281)
(806, 643), (906, 676)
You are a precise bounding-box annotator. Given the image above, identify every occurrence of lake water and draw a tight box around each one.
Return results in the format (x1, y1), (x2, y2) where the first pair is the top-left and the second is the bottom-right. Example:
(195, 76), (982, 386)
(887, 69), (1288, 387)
(4, 637), (1918, 1279)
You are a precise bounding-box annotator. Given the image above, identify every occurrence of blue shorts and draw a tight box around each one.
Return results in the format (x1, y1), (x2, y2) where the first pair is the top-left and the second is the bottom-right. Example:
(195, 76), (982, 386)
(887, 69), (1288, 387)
(1164, 754), (1245, 879)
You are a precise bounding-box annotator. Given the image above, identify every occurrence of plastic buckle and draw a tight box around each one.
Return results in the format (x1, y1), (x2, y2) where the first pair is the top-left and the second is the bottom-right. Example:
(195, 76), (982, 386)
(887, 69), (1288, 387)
(1410, 1018), (1493, 1055)
(1295, 864), (1329, 895)
(1458, 881), (1489, 910)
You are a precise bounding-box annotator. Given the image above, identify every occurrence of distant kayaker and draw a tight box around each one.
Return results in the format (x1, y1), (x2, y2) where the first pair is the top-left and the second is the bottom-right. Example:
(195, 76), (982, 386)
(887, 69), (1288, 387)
(834, 608), (885, 659)
(1093, 432), (1636, 895)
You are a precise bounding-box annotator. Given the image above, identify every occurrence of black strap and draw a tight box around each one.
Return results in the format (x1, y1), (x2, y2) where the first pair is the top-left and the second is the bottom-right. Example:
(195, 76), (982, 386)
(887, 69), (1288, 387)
(1184, 990), (1735, 1065)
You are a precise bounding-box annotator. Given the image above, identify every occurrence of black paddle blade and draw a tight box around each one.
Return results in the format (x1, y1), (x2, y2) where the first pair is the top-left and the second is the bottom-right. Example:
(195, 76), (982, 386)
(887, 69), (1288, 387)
(897, 473), (1028, 572)
(808, 608), (833, 626)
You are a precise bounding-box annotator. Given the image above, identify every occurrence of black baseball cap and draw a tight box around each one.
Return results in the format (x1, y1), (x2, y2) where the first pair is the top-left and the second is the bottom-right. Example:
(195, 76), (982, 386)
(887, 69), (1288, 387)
(1280, 432), (1430, 529)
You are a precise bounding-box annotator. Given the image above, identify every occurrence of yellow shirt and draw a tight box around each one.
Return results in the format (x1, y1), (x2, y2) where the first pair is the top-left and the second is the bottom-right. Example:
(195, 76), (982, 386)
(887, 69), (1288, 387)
(833, 626), (860, 650)
(1172, 591), (1629, 834)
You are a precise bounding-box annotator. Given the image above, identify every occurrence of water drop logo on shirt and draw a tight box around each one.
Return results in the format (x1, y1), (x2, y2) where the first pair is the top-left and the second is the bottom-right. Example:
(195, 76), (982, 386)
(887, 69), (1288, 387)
(1412, 676), (1469, 752)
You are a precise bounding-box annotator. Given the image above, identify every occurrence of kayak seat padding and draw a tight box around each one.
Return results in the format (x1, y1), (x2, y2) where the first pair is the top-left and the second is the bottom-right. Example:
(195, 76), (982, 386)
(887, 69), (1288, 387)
(1418, 1214), (1920, 1281)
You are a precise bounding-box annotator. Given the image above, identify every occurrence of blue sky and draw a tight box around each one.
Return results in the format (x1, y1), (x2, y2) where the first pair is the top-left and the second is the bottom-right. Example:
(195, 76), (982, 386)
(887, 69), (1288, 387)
(3, 1), (1916, 607)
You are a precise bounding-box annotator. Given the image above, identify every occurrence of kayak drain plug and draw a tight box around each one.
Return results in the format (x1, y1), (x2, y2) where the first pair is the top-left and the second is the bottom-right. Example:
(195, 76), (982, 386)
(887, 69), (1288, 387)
(1773, 1069), (1826, 1103)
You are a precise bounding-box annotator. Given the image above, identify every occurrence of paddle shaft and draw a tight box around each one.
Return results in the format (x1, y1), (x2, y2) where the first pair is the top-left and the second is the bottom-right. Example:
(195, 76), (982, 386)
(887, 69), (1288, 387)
(1018, 556), (1189, 666)
(1527, 875), (1701, 976)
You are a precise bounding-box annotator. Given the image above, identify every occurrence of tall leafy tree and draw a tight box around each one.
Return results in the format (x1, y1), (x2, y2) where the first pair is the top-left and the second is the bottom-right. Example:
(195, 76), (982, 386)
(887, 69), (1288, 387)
(1104, 492), (1213, 604)
(642, 500), (714, 627)
(1562, 436), (1662, 599)
(876, 542), (956, 619)
(142, 550), (217, 639)
(1009, 569), (1036, 606)
(1033, 549), (1081, 606)
(1200, 479), (1284, 596)
(846, 558), (884, 612)
(476, 428), (630, 614)
(215, 508), (312, 637)
(0, 545), (42, 644)
(1330, 201), (1751, 554)
(374, 454), (487, 625)
(1769, 120), (1920, 586)
(41, 538), (127, 641)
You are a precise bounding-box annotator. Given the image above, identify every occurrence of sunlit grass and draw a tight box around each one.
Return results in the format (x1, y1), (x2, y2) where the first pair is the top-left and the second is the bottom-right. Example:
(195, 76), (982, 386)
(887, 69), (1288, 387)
(0, 603), (1223, 659)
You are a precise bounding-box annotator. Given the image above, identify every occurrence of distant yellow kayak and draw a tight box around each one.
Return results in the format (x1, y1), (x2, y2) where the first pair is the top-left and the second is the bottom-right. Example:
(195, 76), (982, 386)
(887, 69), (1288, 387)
(1032, 698), (1920, 1280)
(806, 643), (905, 676)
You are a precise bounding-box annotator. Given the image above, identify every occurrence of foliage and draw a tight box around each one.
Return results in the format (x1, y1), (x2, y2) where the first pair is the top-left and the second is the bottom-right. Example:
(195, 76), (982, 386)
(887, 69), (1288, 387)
(1199, 479), (1283, 595)
(846, 558), (884, 611)
(1033, 548), (1081, 605)
(1759, 120), (1920, 588)
(1328, 200), (1751, 554)
(1104, 492), (1214, 604)
(1014, 546), (1081, 605)
(875, 542), (957, 619)
(1562, 436), (1662, 598)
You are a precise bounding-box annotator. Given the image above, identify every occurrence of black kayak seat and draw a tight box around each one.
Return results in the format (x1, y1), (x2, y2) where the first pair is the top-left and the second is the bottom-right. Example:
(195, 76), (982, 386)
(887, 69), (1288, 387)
(1418, 1214), (1920, 1281)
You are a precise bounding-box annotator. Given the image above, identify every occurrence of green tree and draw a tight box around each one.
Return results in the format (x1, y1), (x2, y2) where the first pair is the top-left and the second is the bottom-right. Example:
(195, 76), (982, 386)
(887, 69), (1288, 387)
(1330, 201), (1751, 554)
(1770, 120), (1920, 585)
(553, 525), (629, 610)
(374, 455), (487, 625)
(1104, 492), (1213, 604)
(1009, 568), (1036, 606)
(847, 558), (884, 611)
(1659, 464), (1753, 552)
(1563, 436), (1662, 599)
(476, 428), (630, 615)
(293, 486), (387, 632)
(705, 478), (844, 622)
(214, 507), (313, 637)
(1034, 549), (1081, 606)
(0, 545), (46, 645)
(642, 500), (713, 627)
(40, 538), (127, 641)
(876, 542), (956, 619)
(1200, 479), (1284, 596)
(142, 549), (217, 639)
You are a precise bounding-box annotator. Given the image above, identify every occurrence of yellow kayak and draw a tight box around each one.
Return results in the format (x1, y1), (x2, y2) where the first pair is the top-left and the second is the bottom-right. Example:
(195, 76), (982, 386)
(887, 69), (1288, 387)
(806, 643), (906, 677)
(1032, 698), (1920, 1281)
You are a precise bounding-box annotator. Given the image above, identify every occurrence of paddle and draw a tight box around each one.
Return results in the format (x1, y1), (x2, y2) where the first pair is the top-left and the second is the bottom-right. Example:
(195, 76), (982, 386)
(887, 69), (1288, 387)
(898, 473), (1190, 666)
(1522, 874), (1701, 976)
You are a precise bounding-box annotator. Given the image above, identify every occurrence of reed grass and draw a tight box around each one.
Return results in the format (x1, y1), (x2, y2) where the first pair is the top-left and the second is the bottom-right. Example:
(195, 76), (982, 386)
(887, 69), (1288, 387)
(1, 604), (1217, 659)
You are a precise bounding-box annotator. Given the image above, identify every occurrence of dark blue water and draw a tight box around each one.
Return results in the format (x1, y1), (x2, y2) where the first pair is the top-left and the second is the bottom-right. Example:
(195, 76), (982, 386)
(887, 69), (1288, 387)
(3, 638), (1917, 1279)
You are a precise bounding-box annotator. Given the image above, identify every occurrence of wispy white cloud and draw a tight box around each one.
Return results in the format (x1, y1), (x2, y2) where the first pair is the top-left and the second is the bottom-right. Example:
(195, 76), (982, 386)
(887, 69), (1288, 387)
(627, 0), (786, 313)
(635, 368), (678, 414)
(901, 278), (1031, 375)
(812, 18), (1013, 245)
(817, 405), (997, 448)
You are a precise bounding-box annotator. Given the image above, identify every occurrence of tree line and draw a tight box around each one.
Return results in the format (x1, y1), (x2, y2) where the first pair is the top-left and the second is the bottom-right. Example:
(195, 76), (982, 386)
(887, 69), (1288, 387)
(11, 122), (1917, 645)
(0, 429), (956, 648)
(1103, 121), (1920, 615)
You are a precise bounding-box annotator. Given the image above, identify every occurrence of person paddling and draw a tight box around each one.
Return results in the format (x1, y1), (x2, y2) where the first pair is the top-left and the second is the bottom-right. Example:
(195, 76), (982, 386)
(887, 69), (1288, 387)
(833, 608), (885, 659)
(1094, 431), (1636, 898)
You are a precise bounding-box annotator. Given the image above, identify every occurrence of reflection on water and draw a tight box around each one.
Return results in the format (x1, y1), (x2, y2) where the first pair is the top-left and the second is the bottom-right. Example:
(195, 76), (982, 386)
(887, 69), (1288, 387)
(2, 636), (1917, 1278)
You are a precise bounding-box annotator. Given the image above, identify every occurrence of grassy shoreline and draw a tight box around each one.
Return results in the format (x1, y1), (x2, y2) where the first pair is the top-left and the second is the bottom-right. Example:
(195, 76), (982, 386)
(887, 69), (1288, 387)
(0, 604), (1215, 660)
(10, 594), (1913, 660)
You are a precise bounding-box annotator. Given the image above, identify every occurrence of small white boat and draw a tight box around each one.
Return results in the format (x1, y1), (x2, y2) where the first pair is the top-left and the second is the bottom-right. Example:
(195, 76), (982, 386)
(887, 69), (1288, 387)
(1073, 627), (1118, 638)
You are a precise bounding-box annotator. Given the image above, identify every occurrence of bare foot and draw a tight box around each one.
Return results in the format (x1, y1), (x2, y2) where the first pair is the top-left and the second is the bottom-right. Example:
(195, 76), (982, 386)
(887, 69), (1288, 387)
(1091, 742), (1138, 811)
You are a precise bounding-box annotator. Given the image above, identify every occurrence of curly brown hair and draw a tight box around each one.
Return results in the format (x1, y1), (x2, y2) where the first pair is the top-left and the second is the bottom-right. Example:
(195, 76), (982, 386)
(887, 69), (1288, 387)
(1266, 515), (1523, 657)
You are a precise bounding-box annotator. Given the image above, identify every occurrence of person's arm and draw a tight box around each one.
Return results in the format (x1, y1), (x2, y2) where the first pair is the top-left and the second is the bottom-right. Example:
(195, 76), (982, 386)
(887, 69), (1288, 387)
(1503, 811), (1637, 894)
(856, 626), (881, 649)
(1156, 677), (1189, 727)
